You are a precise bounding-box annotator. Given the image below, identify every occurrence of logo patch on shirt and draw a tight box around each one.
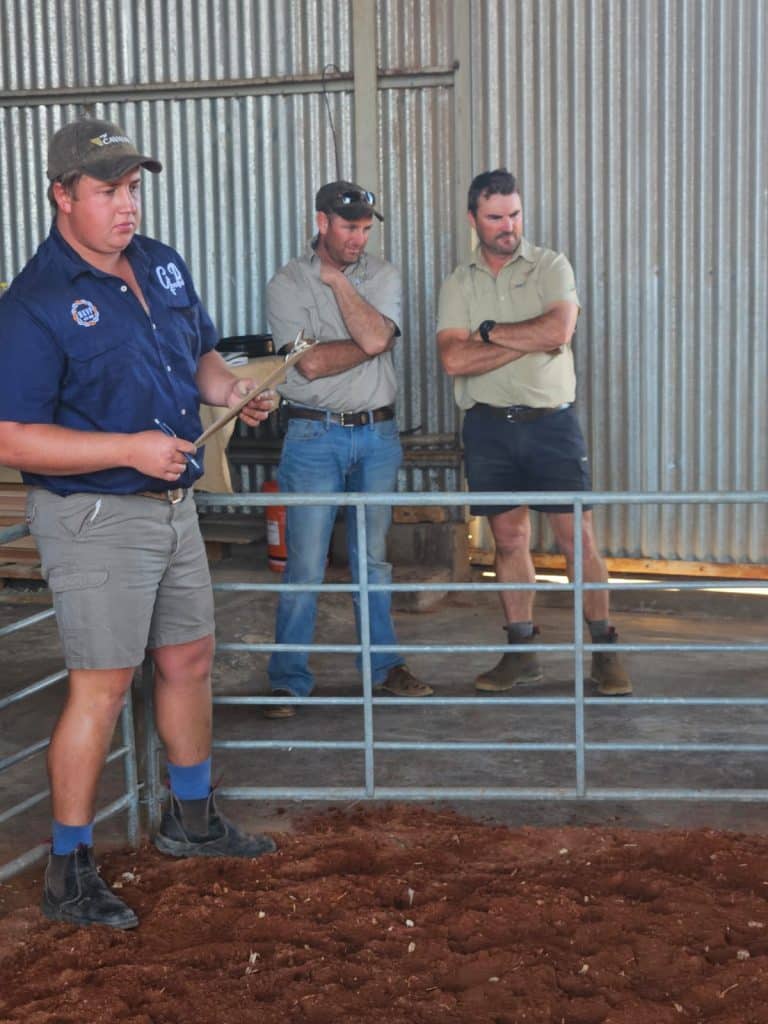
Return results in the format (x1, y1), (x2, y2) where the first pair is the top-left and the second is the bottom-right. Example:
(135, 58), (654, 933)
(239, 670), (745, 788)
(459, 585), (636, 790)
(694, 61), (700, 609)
(71, 299), (100, 327)
(156, 262), (185, 295)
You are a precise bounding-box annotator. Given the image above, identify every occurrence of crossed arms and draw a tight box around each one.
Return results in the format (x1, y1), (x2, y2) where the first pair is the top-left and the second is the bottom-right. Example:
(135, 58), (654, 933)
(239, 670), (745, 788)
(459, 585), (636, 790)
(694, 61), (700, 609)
(436, 301), (578, 377)
(268, 263), (399, 382)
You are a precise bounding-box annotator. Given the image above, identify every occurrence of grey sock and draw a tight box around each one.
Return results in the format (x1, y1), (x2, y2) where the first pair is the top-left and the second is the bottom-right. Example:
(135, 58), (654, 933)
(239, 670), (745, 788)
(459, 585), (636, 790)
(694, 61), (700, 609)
(505, 621), (534, 641)
(587, 619), (611, 640)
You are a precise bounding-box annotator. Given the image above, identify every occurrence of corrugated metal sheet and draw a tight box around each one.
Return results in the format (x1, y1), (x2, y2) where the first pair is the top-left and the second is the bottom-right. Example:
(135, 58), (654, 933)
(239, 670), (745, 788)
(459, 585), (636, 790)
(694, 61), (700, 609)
(0, 0), (352, 89)
(1, 0), (765, 562)
(471, 0), (767, 563)
(377, 0), (452, 70)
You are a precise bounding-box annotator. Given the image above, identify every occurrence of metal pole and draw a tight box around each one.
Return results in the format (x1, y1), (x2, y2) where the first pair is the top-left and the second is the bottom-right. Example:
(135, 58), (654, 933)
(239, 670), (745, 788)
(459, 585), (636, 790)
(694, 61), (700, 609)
(351, 0), (380, 213)
(119, 694), (140, 848)
(573, 498), (586, 795)
(355, 498), (376, 796)
(141, 656), (162, 831)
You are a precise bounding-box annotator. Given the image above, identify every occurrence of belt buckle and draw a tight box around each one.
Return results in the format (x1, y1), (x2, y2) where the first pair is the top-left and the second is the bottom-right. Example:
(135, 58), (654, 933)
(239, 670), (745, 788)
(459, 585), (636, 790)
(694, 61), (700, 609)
(168, 488), (184, 504)
(339, 412), (353, 427)
(505, 405), (524, 422)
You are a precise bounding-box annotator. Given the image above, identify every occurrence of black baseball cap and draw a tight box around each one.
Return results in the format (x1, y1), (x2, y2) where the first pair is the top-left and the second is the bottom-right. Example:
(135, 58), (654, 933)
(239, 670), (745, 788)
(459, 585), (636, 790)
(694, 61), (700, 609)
(315, 180), (384, 222)
(47, 118), (162, 181)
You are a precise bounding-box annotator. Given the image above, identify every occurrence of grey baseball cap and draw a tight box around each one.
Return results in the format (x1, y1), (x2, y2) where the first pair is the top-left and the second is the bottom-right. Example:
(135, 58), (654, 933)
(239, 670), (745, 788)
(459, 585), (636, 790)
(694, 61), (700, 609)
(47, 118), (162, 181)
(315, 180), (384, 222)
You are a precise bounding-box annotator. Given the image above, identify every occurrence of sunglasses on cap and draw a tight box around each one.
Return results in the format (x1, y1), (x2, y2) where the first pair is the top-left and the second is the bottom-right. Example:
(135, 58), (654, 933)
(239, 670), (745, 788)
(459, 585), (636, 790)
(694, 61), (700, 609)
(335, 189), (376, 207)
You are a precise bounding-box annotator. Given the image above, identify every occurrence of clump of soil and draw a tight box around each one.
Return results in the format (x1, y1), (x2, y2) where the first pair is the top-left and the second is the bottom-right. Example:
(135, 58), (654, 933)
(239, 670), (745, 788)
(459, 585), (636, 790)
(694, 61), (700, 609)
(2, 805), (768, 1023)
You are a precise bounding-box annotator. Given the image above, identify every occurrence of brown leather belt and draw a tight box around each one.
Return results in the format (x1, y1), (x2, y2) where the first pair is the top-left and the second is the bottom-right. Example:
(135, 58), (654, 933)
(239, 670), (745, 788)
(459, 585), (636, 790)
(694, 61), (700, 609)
(135, 488), (187, 504)
(476, 402), (572, 423)
(285, 404), (395, 427)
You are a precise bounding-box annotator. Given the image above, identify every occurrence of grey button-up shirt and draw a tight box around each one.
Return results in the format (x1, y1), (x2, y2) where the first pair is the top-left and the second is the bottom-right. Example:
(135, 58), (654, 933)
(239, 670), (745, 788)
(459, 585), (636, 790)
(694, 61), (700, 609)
(267, 242), (401, 413)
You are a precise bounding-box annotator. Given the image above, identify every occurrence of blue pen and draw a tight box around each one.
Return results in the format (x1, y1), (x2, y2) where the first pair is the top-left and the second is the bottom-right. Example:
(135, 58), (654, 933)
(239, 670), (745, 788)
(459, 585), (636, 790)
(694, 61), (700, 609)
(153, 418), (201, 471)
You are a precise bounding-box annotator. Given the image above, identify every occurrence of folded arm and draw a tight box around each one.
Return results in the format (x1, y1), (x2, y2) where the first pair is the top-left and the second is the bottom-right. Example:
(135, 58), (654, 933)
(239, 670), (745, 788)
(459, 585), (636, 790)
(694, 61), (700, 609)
(437, 301), (578, 377)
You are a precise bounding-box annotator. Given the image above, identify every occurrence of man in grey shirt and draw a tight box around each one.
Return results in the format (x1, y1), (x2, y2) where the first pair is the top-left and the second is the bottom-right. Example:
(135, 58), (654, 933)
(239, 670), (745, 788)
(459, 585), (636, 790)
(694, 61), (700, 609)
(264, 181), (434, 716)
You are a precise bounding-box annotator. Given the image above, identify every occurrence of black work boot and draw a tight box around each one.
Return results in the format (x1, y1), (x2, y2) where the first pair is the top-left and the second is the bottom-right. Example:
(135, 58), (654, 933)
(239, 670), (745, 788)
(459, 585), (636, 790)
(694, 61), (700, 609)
(475, 626), (544, 692)
(154, 792), (277, 859)
(590, 627), (633, 696)
(41, 845), (138, 929)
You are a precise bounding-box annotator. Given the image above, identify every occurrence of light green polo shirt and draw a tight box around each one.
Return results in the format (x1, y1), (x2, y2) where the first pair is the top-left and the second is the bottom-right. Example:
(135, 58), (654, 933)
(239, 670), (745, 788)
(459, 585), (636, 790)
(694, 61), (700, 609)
(437, 238), (581, 409)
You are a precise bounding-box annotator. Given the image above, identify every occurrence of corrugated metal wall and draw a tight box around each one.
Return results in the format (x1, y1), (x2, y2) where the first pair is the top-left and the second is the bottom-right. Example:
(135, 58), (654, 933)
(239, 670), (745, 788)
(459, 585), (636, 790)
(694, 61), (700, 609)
(471, 0), (767, 562)
(0, 0), (765, 562)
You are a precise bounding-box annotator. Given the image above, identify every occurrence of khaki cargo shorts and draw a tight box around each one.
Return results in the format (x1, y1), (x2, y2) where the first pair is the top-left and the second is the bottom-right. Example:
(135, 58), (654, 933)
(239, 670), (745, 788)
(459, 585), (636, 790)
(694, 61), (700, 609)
(27, 489), (215, 670)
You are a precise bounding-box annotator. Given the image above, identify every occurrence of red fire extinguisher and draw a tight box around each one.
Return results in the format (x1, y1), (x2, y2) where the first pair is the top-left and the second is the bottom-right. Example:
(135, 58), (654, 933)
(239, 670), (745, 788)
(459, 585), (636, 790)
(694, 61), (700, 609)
(262, 480), (286, 572)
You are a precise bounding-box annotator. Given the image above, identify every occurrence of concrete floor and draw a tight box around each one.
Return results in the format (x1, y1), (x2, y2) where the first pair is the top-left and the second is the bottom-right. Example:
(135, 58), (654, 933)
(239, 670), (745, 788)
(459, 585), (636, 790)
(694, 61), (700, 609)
(1, 537), (767, 875)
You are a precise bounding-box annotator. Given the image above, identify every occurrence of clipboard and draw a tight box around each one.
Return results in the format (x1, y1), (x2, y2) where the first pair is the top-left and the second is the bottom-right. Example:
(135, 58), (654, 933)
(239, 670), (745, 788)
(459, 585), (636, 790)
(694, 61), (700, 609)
(194, 329), (313, 447)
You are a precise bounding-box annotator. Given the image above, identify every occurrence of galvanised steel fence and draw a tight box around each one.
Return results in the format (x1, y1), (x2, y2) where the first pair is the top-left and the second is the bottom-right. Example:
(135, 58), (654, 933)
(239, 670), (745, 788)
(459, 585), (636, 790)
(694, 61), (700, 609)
(0, 523), (140, 883)
(1, 493), (766, 872)
(142, 489), (768, 822)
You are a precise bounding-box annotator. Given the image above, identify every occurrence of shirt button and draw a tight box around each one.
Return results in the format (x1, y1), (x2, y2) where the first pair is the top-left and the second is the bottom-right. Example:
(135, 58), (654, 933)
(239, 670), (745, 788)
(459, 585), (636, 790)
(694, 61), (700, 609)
(152, 323), (157, 329)
(180, 408), (186, 415)
(120, 285), (128, 292)
(166, 365), (172, 372)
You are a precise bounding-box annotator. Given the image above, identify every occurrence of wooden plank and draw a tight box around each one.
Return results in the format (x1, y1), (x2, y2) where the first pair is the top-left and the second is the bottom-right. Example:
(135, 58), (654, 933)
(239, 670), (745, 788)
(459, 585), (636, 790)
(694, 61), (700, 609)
(393, 506), (448, 524)
(469, 548), (768, 580)
(0, 535), (39, 563)
(0, 561), (43, 580)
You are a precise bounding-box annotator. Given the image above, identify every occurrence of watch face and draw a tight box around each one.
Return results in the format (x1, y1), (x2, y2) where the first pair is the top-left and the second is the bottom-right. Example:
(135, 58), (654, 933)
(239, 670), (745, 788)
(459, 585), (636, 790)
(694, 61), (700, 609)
(480, 320), (495, 343)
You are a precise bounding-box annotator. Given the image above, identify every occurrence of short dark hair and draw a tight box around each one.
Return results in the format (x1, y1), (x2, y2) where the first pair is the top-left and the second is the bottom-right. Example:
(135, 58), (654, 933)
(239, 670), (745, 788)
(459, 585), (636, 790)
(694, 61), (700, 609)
(467, 168), (518, 215)
(47, 170), (83, 213)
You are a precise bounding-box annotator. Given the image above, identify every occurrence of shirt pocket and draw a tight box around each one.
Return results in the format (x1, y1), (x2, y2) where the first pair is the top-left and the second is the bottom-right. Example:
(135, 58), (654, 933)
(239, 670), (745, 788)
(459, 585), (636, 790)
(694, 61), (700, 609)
(162, 293), (206, 368)
(59, 327), (137, 389)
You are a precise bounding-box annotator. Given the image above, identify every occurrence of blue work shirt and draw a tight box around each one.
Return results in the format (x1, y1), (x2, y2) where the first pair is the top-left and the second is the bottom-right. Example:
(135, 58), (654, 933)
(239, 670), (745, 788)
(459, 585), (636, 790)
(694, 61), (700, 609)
(0, 225), (217, 495)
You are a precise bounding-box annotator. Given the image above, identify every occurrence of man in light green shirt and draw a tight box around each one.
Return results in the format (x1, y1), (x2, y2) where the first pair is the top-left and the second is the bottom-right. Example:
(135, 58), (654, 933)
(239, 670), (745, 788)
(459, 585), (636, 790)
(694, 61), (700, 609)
(437, 169), (631, 697)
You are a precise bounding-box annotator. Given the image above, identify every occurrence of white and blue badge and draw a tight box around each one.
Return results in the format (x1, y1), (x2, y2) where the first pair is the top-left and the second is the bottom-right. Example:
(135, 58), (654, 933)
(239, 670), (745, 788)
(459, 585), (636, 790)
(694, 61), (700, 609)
(156, 261), (185, 295)
(70, 299), (100, 327)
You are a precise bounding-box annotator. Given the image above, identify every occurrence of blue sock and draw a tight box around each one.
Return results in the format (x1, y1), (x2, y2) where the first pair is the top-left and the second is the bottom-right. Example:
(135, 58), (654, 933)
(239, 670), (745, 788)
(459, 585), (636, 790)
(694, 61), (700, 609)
(52, 820), (93, 855)
(167, 757), (212, 801)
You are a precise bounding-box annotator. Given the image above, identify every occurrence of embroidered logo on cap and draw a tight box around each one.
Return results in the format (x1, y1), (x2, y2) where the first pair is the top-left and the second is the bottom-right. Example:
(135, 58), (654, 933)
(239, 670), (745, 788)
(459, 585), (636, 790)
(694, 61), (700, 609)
(71, 299), (100, 327)
(90, 132), (131, 148)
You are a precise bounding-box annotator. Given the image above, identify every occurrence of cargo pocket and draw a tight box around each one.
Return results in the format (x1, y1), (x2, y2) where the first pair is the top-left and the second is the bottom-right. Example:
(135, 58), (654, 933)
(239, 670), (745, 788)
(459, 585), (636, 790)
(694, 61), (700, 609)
(47, 567), (109, 593)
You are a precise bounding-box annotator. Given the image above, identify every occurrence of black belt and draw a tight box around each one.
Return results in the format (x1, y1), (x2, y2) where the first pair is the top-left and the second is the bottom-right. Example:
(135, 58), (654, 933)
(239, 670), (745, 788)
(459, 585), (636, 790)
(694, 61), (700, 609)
(285, 404), (395, 427)
(134, 488), (187, 504)
(476, 402), (571, 423)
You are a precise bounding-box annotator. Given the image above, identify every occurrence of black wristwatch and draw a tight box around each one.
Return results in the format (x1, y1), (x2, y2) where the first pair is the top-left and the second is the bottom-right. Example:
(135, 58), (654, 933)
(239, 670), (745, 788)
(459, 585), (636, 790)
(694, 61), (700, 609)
(478, 319), (497, 345)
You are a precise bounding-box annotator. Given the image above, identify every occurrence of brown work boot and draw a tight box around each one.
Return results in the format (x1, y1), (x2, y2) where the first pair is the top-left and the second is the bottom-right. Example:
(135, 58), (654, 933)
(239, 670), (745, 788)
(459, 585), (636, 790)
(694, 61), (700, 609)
(378, 664), (434, 697)
(263, 688), (297, 719)
(475, 628), (544, 692)
(590, 627), (633, 696)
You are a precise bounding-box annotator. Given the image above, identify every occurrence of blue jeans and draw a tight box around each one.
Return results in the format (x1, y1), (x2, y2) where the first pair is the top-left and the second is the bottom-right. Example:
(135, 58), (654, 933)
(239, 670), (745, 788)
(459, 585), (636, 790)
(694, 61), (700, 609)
(268, 415), (403, 697)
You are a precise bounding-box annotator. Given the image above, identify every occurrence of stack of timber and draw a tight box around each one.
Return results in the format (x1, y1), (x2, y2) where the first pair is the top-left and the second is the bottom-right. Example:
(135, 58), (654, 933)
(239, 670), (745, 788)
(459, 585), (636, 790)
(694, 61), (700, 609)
(0, 483), (41, 582)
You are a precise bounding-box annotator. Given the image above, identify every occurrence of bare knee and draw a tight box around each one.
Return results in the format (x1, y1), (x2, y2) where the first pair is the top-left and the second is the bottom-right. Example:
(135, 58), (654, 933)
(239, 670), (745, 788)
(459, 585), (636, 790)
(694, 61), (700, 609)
(490, 511), (532, 558)
(152, 635), (214, 688)
(66, 668), (134, 720)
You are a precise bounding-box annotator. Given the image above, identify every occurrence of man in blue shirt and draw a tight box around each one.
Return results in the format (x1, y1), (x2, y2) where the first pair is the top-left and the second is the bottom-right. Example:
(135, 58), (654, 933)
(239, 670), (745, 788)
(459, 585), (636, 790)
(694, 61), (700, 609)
(0, 119), (277, 929)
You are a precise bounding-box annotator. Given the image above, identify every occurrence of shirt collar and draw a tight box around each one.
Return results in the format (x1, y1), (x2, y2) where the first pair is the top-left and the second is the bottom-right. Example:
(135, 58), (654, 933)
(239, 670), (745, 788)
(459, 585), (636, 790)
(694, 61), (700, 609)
(470, 236), (536, 272)
(49, 222), (150, 282)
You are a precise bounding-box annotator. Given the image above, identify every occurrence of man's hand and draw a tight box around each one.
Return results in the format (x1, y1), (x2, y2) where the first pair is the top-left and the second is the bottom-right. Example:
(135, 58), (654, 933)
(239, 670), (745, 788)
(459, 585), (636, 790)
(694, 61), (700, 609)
(319, 262), (344, 287)
(128, 431), (197, 482)
(227, 380), (278, 428)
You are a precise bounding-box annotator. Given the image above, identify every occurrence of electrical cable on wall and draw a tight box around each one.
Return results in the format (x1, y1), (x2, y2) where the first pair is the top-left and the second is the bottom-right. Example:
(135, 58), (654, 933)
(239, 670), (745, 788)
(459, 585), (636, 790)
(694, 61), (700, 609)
(321, 63), (343, 180)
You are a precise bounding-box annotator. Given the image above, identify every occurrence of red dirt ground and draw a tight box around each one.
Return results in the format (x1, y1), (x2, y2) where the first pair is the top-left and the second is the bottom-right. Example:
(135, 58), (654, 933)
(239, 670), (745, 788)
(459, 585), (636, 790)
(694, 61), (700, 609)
(2, 805), (768, 1023)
